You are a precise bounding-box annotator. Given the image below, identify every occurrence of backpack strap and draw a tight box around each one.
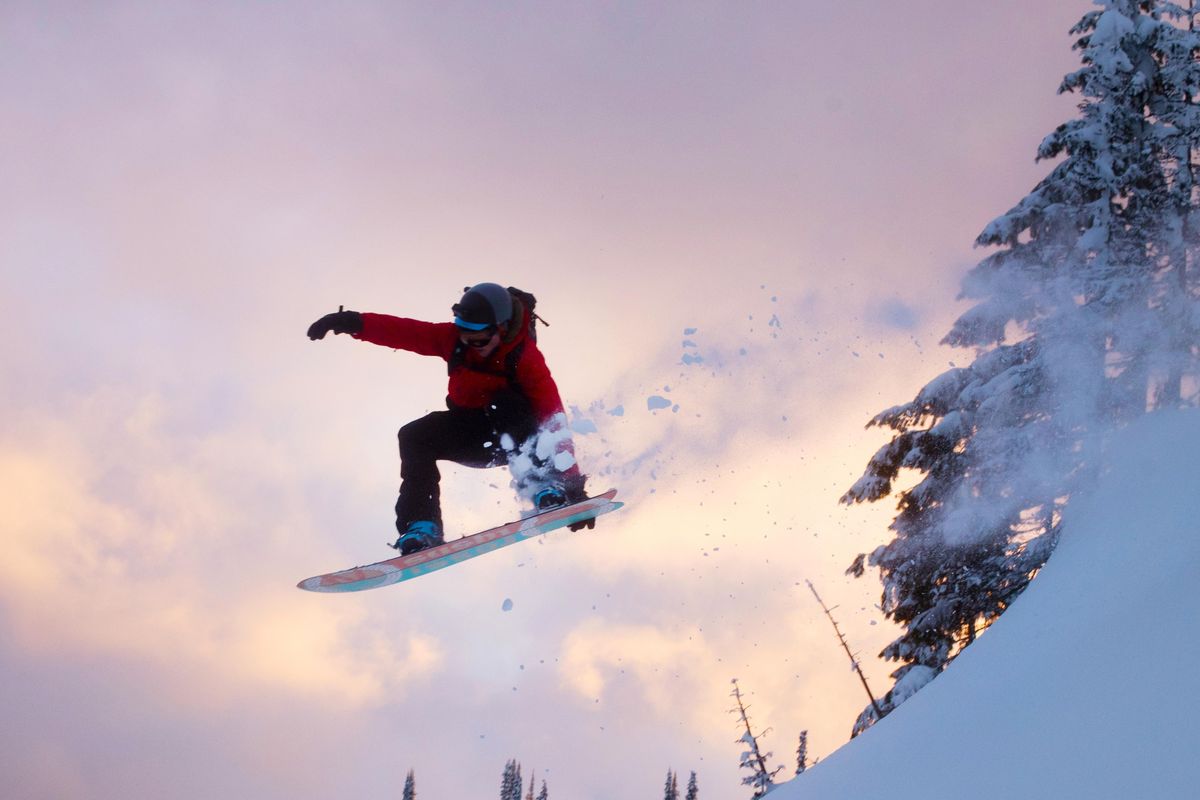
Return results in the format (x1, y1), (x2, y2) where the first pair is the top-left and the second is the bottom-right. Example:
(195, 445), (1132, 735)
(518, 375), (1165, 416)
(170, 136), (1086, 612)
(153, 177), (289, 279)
(447, 338), (527, 390)
(447, 340), (466, 375)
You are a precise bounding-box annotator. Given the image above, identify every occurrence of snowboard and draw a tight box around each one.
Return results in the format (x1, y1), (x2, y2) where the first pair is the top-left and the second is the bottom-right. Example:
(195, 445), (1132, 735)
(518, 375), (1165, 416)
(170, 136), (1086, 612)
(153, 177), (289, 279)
(297, 489), (623, 593)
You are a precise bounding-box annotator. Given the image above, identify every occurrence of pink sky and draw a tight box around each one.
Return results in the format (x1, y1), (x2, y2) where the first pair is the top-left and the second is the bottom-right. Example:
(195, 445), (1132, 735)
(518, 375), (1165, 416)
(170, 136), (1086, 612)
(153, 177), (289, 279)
(1, 2), (1084, 797)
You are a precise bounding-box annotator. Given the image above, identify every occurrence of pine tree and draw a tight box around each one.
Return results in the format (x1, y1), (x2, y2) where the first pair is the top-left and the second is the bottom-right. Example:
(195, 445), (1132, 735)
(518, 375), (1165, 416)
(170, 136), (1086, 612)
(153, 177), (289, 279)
(686, 770), (699, 800)
(844, 0), (1200, 734)
(500, 761), (513, 800)
(1151, 0), (1200, 404)
(795, 731), (809, 776)
(536, 779), (549, 800)
(403, 769), (416, 800)
(663, 769), (679, 800)
(525, 771), (535, 800)
(730, 679), (783, 798)
(500, 760), (524, 800)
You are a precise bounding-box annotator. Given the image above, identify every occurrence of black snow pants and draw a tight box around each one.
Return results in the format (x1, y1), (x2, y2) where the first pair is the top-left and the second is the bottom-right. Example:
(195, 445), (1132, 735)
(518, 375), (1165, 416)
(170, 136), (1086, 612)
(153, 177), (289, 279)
(395, 392), (538, 534)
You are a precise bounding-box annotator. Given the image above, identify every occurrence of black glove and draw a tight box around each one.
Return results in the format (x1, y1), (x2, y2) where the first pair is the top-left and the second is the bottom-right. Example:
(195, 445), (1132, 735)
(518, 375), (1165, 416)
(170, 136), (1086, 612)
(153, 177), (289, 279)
(566, 474), (594, 532)
(307, 309), (363, 340)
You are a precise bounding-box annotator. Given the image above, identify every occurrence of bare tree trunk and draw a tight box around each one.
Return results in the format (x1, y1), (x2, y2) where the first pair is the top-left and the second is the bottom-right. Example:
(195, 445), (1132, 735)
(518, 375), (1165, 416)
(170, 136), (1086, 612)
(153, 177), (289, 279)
(806, 581), (884, 718)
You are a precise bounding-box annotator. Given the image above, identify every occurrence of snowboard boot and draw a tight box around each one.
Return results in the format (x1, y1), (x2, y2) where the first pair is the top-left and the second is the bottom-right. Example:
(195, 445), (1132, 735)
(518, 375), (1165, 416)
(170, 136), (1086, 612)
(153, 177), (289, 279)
(533, 485), (568, 511)
(393, 520), (444, 555)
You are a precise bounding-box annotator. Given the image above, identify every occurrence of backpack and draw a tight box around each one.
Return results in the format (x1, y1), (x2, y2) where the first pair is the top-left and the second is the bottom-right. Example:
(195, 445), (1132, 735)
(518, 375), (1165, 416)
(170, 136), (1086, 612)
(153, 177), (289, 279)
(505, 286), (545, 342)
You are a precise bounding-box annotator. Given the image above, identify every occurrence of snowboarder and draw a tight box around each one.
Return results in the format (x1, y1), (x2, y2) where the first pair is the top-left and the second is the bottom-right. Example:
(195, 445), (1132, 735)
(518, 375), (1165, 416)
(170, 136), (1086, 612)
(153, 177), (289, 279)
(307, 283), (590, 555)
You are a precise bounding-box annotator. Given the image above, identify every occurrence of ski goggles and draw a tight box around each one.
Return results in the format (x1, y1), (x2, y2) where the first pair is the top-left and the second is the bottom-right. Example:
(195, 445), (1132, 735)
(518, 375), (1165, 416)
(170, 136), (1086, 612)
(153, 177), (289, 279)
(457, 327), (498, 348)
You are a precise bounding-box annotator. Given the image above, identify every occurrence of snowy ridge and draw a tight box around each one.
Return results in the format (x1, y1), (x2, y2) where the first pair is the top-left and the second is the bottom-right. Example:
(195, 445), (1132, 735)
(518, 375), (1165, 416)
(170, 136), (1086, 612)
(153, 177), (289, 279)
(776, 411), (1199, 799)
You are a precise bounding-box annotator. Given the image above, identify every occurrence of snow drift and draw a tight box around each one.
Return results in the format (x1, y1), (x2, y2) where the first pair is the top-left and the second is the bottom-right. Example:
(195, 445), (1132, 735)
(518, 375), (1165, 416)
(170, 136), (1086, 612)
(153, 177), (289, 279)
(777, 411), (1200, 799)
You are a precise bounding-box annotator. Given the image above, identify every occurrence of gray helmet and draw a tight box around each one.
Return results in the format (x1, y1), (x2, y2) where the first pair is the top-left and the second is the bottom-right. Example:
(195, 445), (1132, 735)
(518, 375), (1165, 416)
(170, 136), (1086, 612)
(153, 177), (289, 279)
(452, 283), (513, 330)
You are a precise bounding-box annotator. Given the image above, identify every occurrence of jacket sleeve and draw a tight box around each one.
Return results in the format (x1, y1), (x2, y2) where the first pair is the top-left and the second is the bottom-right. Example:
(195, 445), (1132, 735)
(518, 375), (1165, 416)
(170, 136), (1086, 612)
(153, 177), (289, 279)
(517, 344), (583, 481)
(515, 343), (567, 424)
(353, 314), (457, 360)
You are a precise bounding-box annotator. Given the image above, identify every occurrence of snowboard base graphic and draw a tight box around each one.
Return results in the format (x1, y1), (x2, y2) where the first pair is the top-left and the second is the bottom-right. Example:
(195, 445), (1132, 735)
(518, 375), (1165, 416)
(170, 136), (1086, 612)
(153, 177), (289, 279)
(297, 490), (622, 593)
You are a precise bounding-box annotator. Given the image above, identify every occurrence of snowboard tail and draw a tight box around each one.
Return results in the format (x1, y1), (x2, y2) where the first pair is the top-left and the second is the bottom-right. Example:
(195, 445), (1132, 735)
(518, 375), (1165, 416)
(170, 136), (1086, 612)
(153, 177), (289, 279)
(298, 490), (622, 593)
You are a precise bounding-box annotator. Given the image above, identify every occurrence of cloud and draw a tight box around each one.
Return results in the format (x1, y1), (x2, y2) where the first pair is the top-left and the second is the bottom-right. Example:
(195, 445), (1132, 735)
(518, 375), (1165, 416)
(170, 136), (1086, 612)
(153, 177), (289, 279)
(560, 619), (713, 714)
(0, 384), (443, 709)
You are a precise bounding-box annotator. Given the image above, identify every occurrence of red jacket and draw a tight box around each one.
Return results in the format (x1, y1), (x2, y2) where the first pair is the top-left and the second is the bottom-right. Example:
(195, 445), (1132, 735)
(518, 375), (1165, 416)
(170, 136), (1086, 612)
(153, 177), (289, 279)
(353, 313), (566, 424)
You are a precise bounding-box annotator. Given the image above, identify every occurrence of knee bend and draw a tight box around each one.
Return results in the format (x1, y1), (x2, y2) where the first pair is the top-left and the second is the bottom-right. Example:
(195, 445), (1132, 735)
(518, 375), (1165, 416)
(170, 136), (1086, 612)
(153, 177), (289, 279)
(398, 421), (423, 455)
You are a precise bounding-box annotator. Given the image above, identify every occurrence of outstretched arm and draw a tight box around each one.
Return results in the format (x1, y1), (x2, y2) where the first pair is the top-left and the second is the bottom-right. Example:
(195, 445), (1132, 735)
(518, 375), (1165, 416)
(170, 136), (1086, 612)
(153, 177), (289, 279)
(307, 309), (457, 359)
(352, 314), (458, 359)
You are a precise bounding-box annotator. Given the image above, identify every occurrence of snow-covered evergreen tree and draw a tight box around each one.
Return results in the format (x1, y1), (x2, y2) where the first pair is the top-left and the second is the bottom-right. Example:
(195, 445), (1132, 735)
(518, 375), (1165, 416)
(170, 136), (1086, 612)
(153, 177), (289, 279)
(500, 760), (523, 800)
(536, 779), (549, 800)
(403, 769), (416, 800)
(844, 0), (1200, 733)
(500, 761), (513, 800)
(686, 771), (699, 800)
(512, 762), (523, 800)
(663, 769), (679, 800)
(795, 731), (809, 776)
(730, 679), (783, 797)
(1152, 0), (1200, 403)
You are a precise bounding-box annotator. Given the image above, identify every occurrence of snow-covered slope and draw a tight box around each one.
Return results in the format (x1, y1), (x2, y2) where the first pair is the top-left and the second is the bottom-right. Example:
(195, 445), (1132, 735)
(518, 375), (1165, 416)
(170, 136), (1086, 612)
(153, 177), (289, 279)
(777, 411), (1200, 800)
